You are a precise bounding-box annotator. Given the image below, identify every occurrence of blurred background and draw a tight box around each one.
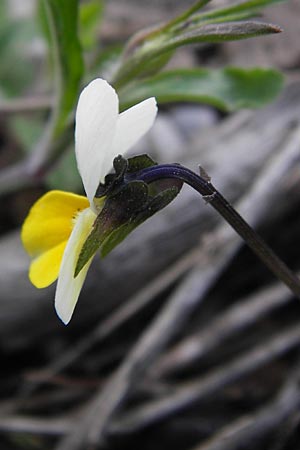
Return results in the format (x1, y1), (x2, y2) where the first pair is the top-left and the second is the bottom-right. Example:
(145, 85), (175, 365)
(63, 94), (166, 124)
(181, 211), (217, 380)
(1, 1), (300, 449)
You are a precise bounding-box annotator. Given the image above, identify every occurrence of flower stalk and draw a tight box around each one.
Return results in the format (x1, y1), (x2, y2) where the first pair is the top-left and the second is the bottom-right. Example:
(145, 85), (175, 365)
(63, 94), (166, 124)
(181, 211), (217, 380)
(127, 163), (300, 299)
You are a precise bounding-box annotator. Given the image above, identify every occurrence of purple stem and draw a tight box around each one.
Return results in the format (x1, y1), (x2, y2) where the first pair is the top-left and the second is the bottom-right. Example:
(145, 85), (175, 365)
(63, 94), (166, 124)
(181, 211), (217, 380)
(130, 163), (300, 298)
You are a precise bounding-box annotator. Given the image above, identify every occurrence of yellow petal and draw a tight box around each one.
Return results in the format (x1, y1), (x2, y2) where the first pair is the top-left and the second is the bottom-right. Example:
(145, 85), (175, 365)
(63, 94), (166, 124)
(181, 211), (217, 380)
(21, 190), (89, 257)
(29, 241), (67, 288)
(55, 208), (97, 324)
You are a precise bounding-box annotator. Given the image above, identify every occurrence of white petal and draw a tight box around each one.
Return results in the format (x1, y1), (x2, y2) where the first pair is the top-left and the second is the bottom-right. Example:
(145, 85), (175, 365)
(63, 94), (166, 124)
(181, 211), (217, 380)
(55, 208), (97, 325)
(104, 97), (157, 175)
(75, 78), (119, 205)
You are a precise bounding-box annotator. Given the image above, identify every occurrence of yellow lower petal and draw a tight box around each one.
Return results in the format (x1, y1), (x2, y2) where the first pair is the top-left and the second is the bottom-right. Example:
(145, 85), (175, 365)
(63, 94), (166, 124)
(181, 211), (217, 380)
(21, 190), (89, 257)
(29, 241), (67, 288)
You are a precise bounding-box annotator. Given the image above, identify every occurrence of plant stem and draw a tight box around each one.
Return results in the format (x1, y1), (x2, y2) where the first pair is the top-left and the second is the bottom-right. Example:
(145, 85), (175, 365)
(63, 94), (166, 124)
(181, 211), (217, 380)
(132, 163), (300, 298)
(158, 0), (212, 33)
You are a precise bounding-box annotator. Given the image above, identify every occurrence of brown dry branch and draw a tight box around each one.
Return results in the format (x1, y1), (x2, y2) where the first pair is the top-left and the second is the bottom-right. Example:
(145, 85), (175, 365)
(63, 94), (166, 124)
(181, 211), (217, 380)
(109, 325), (300, 435)
(53, 266), (221, 450)
(51, 82), (300, 449)
(152, 280), (293, 378)
(191, 367), (300, 450)
(0, 415), (71, 437)
(16, 245), (204, 395)
(1, 82), (300, 450)
(5, 87), (300, 415)
(1, 82), (300, 348)
(0, 96), (53, 115)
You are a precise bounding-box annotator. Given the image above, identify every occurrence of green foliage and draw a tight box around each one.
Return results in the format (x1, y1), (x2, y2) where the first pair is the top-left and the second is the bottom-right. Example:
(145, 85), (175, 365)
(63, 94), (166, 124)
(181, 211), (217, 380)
(79, 0), (104, 50)
(1, 0), (285, 202)
(112, 0), (283, 88)
(194, 0), (284, 21)
(163, 21), (281, 48)
(42, 0), (84, 135)
(120, 67), (284, 112)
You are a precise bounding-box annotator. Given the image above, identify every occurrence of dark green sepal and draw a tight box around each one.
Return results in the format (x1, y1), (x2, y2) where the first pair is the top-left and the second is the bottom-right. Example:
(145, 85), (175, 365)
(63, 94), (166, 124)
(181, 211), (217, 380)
(127, 154), (157, 173)
(95, 155), (128, 198)
(146, 183), (182, 213)
(96, 154), (157, 198)
(74, 225), (102, 277)
(76, 155), (183, 275)
(146, 176), (182, 198)
(101, 183), (182, 258)
(113, 154), (128, 178)
(75, 180), (149, 277)
(95, 174), (114, 198)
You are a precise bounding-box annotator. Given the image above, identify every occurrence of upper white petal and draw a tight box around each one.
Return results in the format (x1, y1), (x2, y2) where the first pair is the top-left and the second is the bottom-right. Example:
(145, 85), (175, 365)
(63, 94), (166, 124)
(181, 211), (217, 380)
(55, 208), (97, 325)
(75, 78), (119, 206)
(105, 97), (157, 174)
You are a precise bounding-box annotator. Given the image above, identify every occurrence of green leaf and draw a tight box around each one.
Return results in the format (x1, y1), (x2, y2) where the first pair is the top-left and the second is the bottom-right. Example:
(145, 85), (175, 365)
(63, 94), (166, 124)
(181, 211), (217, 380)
(112, 0), (282, 89)
(119, 67), (284, 112)
(43, 0), (84, 135)
(193, 12), (259, 25)
(130, 51), (175, 80)
(195, 0), (284, 22)
(79, 0), (103, 50)
(113, 21), (281, 89)
(90, 43), (123, 77)
(163, 21), (281, 51)
(166, 0), (212, 26)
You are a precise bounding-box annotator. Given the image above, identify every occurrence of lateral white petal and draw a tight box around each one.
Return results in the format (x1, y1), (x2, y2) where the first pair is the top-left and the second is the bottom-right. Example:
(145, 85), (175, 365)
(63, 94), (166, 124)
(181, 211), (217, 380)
(106, 97), (157, 173)
(75, 78), (118, 205)
(55, 208), (97, 325)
